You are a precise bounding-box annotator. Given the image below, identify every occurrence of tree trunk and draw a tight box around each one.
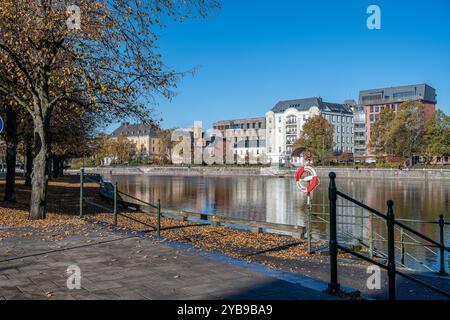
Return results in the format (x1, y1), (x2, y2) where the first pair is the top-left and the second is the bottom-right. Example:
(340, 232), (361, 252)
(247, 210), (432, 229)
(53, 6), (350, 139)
(58, 157), (64, 176)
(47, 154), (52, 181)
(52, 155), (59, 179)
(29, 118), (49, 220)
(4, 105), (18, 202)
(25, 140), (33, 187)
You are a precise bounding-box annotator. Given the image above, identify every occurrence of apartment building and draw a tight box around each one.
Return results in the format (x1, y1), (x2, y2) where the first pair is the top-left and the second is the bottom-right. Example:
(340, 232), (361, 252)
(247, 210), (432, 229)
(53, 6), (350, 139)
(359, 84), (437, 156)
(265, 97), (354, 165)
(212, 117), (266, 163)
(111, 122), (164, 162)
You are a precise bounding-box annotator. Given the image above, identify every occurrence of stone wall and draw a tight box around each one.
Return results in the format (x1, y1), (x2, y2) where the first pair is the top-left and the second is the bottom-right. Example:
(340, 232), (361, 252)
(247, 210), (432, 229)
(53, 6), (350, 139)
(75, 166), (450, 180)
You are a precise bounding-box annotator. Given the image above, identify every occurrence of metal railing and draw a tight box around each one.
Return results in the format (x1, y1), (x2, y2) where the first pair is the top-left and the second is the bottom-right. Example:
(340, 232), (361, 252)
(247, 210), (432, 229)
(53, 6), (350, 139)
(326, 172), (450, 300)
(78, 168), (162, 236)
(306, 203), (448, 272)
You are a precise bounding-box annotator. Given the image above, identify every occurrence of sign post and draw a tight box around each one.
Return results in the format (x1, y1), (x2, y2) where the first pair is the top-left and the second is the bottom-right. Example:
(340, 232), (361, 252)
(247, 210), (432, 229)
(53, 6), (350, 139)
(295, 165), (319, 253)
(295, 165), (319, 204)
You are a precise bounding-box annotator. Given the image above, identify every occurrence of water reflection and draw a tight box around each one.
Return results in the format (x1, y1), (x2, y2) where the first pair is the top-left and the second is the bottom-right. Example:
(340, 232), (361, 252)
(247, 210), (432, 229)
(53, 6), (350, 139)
(111, 174), (449, 270)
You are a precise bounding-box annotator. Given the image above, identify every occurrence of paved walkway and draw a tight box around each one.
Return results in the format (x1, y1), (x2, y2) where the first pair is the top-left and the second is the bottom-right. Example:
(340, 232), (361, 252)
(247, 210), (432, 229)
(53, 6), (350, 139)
(0, 222), (339, 300)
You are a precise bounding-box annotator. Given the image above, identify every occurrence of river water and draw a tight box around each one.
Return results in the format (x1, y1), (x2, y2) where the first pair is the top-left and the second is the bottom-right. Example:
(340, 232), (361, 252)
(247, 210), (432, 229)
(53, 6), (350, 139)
(111, 174), (450, 271)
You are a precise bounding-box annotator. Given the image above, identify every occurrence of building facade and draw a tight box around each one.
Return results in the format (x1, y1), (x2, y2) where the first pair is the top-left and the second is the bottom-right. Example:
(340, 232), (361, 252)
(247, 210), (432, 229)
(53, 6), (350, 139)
(212, 117), (266, 163)
(111, 123), (164, 162)
(353, 104), (366, 158)
(359, 84), (437, 156)
(265, 97), (354, 165)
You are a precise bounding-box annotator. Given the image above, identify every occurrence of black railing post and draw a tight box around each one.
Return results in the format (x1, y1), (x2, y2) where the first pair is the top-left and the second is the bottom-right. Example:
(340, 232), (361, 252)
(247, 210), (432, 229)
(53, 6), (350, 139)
(327, 172), (340, 294)
(439, 214), (447, 275)
(156, 199), (161, 237)
(79, 168), (84, 218)
(113, 182), (118, 226)
(386, 200), (396, 300)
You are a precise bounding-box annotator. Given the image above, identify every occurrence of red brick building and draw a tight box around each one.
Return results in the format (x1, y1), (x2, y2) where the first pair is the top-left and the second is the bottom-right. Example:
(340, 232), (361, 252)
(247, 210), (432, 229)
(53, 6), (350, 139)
(359, 84), (436, 156)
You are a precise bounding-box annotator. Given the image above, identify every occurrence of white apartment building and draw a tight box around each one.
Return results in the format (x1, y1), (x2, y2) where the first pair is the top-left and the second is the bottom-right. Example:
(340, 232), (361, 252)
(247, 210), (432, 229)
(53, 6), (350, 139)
(265, 97), (354, 165)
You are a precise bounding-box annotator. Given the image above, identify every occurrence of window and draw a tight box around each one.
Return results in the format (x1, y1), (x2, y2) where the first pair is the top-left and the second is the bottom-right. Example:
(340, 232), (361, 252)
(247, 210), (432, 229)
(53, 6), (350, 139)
(370, 106), (374, 113)
(278, 147), (282, 152)
(278, 117), (281, 123)
(258, 122), (262, 128)
(278, 127), (281, 133)
(361, 94), (382, 103)
(287, 115), (297, 124)
(393, 91), (415, 100)
(337, 117), (340, 123)
(332, 116), (336, 122)
(252, 123), (255, 128)
(337, 126), (340, 133)
(375, 106), (379, 113)
(370, 114), (374, 122)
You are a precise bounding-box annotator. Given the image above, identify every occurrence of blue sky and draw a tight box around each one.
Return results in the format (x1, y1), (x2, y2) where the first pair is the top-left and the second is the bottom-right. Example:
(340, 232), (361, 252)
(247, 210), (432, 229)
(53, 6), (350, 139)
(109, 0), (450, 132)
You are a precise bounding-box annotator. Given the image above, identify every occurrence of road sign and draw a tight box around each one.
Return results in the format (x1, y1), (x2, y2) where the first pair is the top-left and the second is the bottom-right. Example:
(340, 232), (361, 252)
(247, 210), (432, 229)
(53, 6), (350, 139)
(0, 116), (3, 134)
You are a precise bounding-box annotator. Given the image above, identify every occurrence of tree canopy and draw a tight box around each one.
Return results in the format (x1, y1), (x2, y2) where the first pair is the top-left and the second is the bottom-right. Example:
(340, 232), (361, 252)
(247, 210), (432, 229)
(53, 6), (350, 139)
(292, 115), (334, 164)
(0, 0), (220, 219)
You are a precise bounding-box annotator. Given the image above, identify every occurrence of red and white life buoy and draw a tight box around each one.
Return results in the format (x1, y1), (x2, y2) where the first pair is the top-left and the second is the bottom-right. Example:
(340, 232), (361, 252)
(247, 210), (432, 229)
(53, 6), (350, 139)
(295, 165), (319, 193)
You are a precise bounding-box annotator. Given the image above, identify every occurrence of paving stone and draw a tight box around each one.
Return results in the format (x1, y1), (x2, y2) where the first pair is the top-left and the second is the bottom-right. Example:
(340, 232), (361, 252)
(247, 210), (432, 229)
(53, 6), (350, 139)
(0, 223), (339, 300)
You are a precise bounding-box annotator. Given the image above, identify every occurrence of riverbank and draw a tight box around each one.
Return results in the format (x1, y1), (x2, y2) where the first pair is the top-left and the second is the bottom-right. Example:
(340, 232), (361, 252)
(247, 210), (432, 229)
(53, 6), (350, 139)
(73, 165), (450, 180)
(1, 176), (448, 299)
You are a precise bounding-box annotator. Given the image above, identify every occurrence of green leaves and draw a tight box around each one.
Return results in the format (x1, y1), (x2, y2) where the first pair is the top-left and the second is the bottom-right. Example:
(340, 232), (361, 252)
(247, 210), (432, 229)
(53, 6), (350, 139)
(293, 115), (334, 164)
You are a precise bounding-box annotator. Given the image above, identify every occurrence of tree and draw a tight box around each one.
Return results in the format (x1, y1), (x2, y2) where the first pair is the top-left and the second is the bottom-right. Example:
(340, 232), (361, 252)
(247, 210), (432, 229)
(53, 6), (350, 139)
(292, 115), (334, 164)
(157, 128), (179, 164)
(93, 134), (135, 165)
(370, 101), (427, 164)
(114, 135), (135, 164)
(0, 96), (33, 201)
(422, 109), (450, 163)
(0, 0), (220, 219)
(369, 106), (395, 156)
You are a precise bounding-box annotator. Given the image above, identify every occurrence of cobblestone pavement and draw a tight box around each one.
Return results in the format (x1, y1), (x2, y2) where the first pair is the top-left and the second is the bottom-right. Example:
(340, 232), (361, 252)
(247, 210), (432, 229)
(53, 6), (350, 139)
(0, 222), (340, 300)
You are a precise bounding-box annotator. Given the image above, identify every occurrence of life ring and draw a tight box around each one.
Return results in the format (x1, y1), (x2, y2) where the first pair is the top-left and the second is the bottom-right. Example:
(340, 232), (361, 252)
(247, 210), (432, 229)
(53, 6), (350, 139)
(295, 165), (319, 193)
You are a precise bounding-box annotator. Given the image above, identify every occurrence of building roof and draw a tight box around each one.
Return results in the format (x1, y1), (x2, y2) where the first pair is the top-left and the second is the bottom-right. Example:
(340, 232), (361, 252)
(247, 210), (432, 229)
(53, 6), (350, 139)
(213, 117), (265, 127)
(111, 122), (159, 138)
(359, 83), (436, 104)
(271, 97), (353, 115)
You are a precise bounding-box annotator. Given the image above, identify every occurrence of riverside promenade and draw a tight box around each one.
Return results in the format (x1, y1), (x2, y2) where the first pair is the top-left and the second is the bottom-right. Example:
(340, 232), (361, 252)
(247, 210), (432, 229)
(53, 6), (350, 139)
(0, 221), (339, 300)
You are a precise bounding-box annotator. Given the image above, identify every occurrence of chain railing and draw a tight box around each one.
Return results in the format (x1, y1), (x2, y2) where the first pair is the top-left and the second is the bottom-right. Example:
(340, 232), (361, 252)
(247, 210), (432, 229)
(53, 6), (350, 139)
(305, 196), (448, 273)
(78, 168), (162, 236)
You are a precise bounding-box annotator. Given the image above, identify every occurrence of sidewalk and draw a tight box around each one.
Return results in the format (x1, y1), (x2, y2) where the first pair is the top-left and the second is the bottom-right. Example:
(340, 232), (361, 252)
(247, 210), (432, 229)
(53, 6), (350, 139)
(0, 222), (340, 300)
